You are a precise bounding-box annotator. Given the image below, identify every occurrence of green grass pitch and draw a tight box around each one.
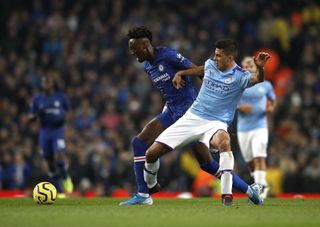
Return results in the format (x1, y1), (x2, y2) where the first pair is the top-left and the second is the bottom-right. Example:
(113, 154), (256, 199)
(1, 198), (320, 227)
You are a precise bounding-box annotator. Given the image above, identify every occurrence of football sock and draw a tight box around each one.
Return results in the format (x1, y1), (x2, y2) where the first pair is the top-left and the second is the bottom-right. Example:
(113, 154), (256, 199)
(144, 159), (160, 189)
(132, 137), (149, 194)
(253, 170), (267, 186)
(200, 160), (248, 193)
(48, 171), (63, 193)
(219, 151), (234, 195)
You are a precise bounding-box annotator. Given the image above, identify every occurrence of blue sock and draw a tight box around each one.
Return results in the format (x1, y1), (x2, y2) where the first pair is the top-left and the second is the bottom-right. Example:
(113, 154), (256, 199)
(57, 160), (68, 180)
(49, 171), (63, 193)
(132, 137), (149, 194)
(200, 160), (249, 193)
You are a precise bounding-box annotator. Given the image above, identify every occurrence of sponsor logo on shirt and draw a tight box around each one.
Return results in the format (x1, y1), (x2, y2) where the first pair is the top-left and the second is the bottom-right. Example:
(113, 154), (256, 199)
(204, 79), (230, 94)
(153, 73), (170, 83)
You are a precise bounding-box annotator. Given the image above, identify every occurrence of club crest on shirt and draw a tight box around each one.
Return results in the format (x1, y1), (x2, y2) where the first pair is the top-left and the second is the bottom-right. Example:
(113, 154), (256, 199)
(224, 78), (232, 84)
(54, 101), (60, 107)
(158, 64), (164, 72)
(258, 87), (266, 93)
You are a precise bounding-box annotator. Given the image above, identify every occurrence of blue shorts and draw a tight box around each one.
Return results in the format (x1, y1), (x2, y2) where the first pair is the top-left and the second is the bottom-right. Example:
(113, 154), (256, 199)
(39, 127), (66, 158)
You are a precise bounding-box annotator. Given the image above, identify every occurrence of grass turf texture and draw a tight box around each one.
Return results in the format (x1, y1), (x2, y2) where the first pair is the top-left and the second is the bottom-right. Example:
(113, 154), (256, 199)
(0, 198), (320, 227)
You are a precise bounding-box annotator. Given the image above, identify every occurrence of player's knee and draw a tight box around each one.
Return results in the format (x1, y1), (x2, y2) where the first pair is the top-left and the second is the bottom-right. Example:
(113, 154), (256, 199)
(217, 138), (231, 152)
(145, 148), (157, 163)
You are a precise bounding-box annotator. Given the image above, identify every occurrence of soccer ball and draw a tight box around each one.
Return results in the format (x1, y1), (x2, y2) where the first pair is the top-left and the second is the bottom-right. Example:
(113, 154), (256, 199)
(33, 182), (57, 205)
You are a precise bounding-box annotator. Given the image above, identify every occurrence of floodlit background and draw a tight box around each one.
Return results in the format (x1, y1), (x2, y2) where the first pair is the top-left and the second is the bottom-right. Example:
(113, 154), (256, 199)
(0, 0), (320, 196)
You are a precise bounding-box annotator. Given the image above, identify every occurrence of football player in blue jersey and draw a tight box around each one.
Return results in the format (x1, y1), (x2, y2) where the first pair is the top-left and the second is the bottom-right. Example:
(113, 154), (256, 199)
(120, 27), (262, 206)
(28, 75), (73, 198)
(237, 57), (276, 199)
(144, 39), (270, 206)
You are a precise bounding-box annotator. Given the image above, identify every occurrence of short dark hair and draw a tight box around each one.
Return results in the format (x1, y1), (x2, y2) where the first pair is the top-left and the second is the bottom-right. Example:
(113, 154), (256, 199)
(215, 39), (238, 58)
(128, 26), (152, 42)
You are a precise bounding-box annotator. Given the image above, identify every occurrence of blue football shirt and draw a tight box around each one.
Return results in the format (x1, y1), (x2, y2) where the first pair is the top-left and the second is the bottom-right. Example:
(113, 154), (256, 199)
(190, 58), (253, 125)
(29, 92), (70, 129)
(144, 46), (198, 118)
(237, 81), (276, 132)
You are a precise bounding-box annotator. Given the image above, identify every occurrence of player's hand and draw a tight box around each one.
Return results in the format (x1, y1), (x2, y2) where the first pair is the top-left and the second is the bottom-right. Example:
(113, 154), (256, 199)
(237, 105), (253, 114)
(254, 52), (271, 68)
(173, 72), (185, 89)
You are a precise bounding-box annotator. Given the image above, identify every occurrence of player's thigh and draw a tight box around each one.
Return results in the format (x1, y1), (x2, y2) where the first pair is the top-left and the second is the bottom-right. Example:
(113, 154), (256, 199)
(52, 136), (67, 160)
(138, 111), (174, 145)
(207, 124), (229, 151)
(251, 129), (268, 158)
(156, 111), (204, 150)
(191, 142), (212, 164)
(237, 131), (253, 162)
(39, 133), (54, 158)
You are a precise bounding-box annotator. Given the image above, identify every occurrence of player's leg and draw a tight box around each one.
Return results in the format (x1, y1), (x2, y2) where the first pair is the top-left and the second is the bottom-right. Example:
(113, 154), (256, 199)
(251, 128), (269, 198)
(192, 143), (248, 194)
(53, 135), (73, 194)
(120, 111), (173, 205)
(144, 111), (200, 191)
(210, 130), (234, 206)
(144, 142), (172, 189)
(40, 133), (63, 194)
(192, 143), (263, 205)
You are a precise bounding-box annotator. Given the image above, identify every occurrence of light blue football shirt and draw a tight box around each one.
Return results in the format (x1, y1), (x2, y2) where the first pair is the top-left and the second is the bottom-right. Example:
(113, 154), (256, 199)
(190, 58), (253, 125)
(237, 81), (276, 132)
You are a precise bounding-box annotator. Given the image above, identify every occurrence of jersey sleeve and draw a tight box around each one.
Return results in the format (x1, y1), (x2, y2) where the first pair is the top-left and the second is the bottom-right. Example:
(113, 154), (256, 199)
(167, 49), (192, 70)
(265, 81), (276, 101)
(238, 70), (253, 89)
(62, 94), (71, 111)
(28, 97), (38, 118)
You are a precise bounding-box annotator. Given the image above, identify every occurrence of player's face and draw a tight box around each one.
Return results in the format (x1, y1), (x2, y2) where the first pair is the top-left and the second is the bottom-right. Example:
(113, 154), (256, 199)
(41, 76), (53, 91)
(242, 58), (257, 73)
(128, 38), (148, 62)
(213, 48), (232, 71)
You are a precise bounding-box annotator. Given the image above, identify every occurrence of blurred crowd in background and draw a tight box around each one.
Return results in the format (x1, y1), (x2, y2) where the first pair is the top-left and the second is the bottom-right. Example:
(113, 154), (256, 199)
(0, 0), (320, 196)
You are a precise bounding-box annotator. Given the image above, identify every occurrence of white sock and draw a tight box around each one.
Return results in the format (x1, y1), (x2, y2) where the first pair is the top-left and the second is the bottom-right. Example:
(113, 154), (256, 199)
(219, 151), (234, 195)
(138, 192), (149, 198)
(253, 170), (267, 186)
(144, 159), (160, 189)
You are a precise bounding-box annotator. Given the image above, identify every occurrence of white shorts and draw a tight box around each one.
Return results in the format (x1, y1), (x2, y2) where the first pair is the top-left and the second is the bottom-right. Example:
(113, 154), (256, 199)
(156, 110), (228, 149)
(237, 128), (268, 162)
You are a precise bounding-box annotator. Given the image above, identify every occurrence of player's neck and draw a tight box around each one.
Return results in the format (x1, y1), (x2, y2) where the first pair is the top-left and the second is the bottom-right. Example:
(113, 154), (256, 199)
(44, 90), (54, 96)
(146, 46), (155, 62)
(223, 62), (236, 72)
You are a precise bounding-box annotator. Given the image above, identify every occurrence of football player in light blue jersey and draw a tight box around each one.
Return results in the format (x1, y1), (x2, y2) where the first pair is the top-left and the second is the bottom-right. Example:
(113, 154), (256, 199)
(144, 39), (270, 206)
(120, 28), (262, 206)
(237, 57), (276, 199)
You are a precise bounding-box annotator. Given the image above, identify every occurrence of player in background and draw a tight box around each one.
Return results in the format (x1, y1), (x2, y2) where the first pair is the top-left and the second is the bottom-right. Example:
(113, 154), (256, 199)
(28, 75), (73, 198)
(120, 27), (262, 206)
(237, 57), (276, 199)
(143, 39), (270, 206)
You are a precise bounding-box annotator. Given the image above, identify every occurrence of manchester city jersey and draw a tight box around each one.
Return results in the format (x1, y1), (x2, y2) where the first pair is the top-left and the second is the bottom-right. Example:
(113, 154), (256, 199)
(29, 92), (70, 128)
(237, 81), (276, 132)
(144, 47), (198, 118)
(190, 58), (252, 125)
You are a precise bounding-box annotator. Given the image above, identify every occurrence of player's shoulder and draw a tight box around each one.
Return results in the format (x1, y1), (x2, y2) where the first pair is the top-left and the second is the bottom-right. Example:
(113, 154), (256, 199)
(234, 65), (250, 76)
(32, 93), (44, 102)
(55, 91), (68, 99)
(262, 80), (274, 88)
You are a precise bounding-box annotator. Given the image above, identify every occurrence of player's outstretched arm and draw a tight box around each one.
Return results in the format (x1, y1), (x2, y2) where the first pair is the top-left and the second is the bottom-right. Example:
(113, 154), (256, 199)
(173, 66), (204, 89)
(250, 52), (271, 85)
(237, 104), (253, 114)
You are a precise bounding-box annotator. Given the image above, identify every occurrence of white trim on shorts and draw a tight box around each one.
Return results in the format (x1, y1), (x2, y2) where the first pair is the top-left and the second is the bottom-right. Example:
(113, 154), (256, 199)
(237, 128), (269, 162)
(155, 110), (228, 149)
